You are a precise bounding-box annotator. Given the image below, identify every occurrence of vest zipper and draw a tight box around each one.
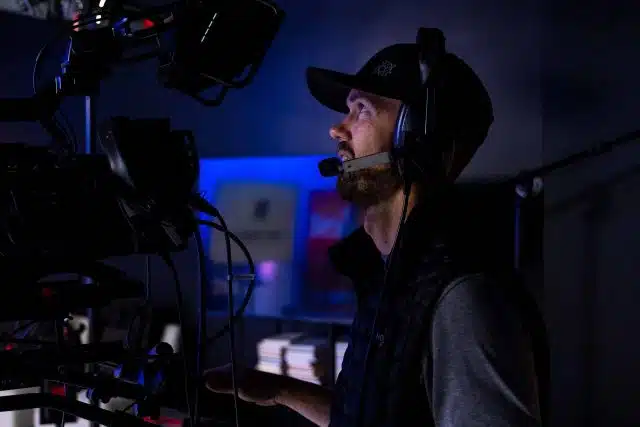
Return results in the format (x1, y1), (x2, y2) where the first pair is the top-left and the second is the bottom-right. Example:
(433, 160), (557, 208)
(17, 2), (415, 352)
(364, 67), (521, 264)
(355, 255), (393, 427)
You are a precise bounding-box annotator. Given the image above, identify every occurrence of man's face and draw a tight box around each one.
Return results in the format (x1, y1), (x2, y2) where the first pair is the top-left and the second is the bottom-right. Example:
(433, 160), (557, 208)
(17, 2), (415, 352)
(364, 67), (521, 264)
(329, 89), (403, 207)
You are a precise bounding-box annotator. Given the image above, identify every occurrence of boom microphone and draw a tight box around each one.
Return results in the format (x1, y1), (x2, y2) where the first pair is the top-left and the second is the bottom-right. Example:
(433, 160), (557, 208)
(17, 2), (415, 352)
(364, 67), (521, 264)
(317, 157), (341, 177)
(317, 151), (394, 177)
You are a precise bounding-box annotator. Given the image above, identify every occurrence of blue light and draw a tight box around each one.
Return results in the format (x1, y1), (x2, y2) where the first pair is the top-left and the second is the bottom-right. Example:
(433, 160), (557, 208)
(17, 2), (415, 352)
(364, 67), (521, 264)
(198, 155), (338, 311)
(199, 155), (336, 191)
(198, 155), (337, 238)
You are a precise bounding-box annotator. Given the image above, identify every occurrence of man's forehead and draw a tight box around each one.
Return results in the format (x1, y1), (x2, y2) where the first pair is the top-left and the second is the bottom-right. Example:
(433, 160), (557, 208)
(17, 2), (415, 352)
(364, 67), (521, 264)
(346, 89), (401, 110)
(346, 89), (376, 104)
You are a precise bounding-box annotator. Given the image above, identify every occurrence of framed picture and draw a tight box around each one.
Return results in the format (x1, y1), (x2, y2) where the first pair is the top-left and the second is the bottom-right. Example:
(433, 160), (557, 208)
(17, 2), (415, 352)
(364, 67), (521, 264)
(303, 190), (361, 314)
(207, 182), (298, 314)
(209, 182), (297, 264)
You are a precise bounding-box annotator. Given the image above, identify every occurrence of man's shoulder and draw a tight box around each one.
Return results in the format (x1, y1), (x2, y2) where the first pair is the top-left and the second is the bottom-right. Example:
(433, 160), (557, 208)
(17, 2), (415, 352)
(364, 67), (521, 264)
(425, 276), (546, 427)
(429, 272), (534, 339)
(434, 273), (493, 310)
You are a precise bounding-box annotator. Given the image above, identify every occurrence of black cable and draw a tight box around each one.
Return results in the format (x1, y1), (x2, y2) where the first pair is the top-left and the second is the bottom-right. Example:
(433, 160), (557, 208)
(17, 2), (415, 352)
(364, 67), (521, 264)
(8, 320), (40, 338)
(33, 40), (74, 153)
(126, 256), (151, 350)
(144, 255), (151, 299)
(192, 224), (208, 427)
(32, 13), (112, 94)
(198, 220), (256, 343)
(0, 338), (54, 345)
(159, 253), (193, 427)
(44, 115), (74, 153)
(32, 36), (61, 95)
(355, 181), (410, 427)
(54, 318), (67, 427)
(2, 321), (51, 347)
(55, 115), (74, 150)
(209, 212), (240, 427)
(195, 216), (260, 427)
(56, 111), (79, 152)
(32, 14), (109, 153)
(190, 193), (257, 348)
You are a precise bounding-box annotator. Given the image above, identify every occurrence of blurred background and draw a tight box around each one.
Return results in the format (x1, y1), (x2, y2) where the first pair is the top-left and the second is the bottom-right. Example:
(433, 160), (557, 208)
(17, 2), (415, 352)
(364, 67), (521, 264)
(0, 0), (639, 426)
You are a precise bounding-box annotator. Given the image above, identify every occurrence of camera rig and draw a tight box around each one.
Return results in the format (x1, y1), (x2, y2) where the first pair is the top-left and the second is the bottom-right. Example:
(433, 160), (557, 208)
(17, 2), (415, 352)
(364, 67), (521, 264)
(0, 0), (283, 426)
(2, 6), (637, 426)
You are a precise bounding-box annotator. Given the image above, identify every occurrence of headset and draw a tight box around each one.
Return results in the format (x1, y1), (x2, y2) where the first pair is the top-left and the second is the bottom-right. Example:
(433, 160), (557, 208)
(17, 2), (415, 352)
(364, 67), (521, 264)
(320, 27), (493, 187)
(315, 27), (494, 427)
(352, 27), (495, 427)
(352, 28), (444, 427)
(392, 28), (445, 186)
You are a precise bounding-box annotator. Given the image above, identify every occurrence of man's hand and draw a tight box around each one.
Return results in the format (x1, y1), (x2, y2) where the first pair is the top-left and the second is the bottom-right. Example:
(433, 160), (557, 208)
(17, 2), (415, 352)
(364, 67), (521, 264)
(204, 364), (284, 406)
(205, 364), (333, 427)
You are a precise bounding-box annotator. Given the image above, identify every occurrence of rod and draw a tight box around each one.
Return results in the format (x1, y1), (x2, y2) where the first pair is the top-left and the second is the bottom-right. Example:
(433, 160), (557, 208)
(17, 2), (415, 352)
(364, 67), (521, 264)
(84, 94), (101, 427)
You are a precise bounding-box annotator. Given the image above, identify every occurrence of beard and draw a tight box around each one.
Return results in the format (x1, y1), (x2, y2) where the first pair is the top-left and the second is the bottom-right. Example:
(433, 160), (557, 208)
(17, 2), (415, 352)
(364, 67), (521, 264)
(336, 164), (404, 208)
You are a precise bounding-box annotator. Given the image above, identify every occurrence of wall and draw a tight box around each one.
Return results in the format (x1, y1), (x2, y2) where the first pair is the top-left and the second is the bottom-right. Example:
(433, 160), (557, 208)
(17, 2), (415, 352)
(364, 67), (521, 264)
(0, 0), (544, 368)
(198, 155), (336, 314)
(541, 1), (640, 426)
(0, 0), (542, 172)
(6, 2), (639, 427)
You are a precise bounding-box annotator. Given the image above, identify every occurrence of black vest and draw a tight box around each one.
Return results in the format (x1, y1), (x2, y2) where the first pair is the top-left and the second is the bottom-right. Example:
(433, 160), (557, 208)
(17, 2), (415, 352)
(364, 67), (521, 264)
(326, 201), (549, 427)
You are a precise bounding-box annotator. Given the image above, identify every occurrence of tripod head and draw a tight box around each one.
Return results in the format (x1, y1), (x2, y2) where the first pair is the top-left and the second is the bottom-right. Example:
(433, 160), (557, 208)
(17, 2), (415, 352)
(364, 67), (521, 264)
(43, 0), (285, 105)
(0, 2), (276, 424)
(0, 0), (287, 258)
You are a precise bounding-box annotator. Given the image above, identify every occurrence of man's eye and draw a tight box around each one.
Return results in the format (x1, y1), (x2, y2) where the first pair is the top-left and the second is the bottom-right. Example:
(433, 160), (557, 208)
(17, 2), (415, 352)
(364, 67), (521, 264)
(357, 103), (371, 119)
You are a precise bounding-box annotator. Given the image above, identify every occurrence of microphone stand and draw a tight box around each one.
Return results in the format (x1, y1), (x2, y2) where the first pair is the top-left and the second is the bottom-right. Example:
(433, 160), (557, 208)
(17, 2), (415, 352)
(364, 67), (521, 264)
(71, 10), (104, 423)
(84, 92), (101, 427)
(511, 129), (640, 272)
(26, 32), (106, 427)
(513, 129), (640, 194)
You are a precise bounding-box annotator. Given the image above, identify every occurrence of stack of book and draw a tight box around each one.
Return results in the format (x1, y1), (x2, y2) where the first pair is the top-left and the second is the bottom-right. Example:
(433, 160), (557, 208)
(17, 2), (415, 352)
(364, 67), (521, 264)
(255, 332), (303, 375)
(334, 339), (349, 381)
(255, 333), (350, 386)
(284, 336), (331, 385)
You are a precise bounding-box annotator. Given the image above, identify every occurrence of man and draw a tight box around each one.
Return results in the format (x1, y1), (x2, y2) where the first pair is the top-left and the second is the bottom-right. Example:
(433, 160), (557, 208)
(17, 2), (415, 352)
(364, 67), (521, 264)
(206, 40), (548, 427)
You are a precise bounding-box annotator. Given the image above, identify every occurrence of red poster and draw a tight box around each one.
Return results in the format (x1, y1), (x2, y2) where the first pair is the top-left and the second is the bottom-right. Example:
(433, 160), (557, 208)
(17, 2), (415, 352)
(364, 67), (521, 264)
(304, 191), (361, 313)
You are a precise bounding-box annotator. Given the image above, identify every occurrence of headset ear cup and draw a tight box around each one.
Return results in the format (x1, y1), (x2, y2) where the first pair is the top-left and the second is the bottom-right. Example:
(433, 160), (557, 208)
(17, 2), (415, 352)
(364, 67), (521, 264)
(393, 104), (409, 150)
(393, 100), (429, 184)
(392, 104), (408, 180)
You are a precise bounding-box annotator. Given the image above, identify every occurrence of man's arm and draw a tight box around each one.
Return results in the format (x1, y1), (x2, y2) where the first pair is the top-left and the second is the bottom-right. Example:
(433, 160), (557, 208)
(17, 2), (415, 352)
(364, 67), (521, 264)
(424, 274), (542, 427)
(275, 375), (333, 427)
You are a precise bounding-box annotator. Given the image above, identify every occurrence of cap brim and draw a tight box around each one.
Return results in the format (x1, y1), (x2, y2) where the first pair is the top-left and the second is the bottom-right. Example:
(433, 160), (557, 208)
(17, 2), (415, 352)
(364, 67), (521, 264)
(306, 66), (409, 114)
(306, 67), (357, 114)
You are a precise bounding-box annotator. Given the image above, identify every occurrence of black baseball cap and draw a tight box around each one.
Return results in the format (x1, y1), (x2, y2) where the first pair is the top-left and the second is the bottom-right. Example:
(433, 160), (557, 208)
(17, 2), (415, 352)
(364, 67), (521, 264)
(306, 42), (494, 153)
(306, 43), (423, 114)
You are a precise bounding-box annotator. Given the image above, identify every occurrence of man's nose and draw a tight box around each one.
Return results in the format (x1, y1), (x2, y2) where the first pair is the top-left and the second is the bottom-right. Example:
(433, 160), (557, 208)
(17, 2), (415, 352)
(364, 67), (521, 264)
(329, 122), (350, 142)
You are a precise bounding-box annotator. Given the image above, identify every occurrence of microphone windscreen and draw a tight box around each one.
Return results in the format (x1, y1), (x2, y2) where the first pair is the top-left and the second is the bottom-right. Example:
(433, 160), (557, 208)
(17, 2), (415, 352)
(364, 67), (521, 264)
(318, 157), (342, 177)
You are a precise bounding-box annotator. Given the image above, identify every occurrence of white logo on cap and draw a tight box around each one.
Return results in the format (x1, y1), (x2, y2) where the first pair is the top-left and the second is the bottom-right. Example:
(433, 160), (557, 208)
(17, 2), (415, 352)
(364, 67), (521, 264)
(372, 60), (396, 77)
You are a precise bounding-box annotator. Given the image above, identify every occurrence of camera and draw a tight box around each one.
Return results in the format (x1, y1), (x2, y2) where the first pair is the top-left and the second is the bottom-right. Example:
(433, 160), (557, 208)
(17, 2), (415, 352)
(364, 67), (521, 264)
(0, 0), (283, 425)
(0, 119), (196, 261)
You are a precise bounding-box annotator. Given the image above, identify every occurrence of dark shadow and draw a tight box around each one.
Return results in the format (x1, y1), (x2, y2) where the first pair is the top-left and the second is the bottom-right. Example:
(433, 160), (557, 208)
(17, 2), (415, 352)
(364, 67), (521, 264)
(581, 190), (611, 427)
(544, 163), (640, 427)
(545, 163), (640, 216)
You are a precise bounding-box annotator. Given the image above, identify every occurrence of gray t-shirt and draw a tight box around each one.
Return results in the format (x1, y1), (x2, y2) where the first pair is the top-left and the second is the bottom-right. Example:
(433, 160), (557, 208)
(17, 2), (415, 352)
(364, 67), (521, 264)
(427, 274), (542, 427)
